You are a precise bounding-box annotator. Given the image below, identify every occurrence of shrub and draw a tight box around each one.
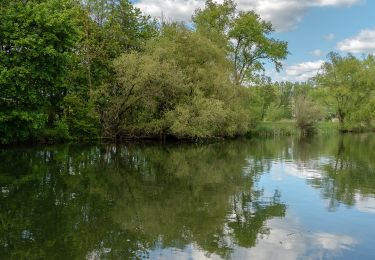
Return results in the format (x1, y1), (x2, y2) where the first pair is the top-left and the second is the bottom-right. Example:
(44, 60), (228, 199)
(295, 96), (322, 135)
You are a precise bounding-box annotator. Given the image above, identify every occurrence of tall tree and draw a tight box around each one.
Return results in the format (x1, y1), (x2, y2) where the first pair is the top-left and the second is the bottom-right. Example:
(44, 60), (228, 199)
(315, 52), (374, 129)
(77, 0), (157, 98)
(0, 0), (80, 143)
(193, 0), (288, 85)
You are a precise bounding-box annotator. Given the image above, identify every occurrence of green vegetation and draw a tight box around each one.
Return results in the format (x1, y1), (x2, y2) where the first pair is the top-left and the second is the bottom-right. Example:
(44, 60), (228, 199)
(247, 121), (298, 137)
(1, 0), (375, 144)
(315, 53), (375, 132)
(101, 25), (253, 139)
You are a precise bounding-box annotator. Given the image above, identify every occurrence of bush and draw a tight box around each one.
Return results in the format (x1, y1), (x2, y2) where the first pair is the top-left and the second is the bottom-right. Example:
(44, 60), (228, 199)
(265, 104), (286, 122)
(63, 94), (100, 140)
(0, 111), (47, 144)
(246, 121), (297, 137)
(40, 118), (71, 142)
(295, 96), (322, 135)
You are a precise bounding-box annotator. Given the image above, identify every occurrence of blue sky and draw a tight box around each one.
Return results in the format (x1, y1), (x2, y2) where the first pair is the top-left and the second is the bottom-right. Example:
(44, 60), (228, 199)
(272, 0), (375, 81)
(133, 0), (375, 81)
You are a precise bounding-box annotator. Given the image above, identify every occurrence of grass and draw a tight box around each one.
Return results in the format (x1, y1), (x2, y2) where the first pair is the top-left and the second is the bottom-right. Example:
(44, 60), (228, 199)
(247, 120), (298, 137)
(247, 120), (341, 138)
(316, 121), (340, 135)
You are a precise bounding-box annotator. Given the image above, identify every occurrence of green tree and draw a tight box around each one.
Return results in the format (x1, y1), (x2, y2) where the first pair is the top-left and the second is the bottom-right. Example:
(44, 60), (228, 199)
(0, 0), (80, 143)
(101, 24), (252, 139)
(76, 0), (157, 97)
(193, 0), (288, 85)
(315, 53), (374, 130)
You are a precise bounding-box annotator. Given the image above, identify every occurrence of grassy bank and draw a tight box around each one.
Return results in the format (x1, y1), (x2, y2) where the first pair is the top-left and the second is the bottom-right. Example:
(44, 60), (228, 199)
(247, 121), (298, 137)
(247, 121), (341, 137)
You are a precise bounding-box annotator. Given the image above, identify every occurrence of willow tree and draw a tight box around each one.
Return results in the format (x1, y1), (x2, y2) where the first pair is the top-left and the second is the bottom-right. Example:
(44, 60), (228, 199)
(101, 24), (252, 139)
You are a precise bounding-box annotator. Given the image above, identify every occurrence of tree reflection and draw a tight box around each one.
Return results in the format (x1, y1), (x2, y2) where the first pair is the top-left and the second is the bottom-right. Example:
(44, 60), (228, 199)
(0, 141), (285, 259)
(306, 134), (375, 209)
(245, 134), (375, 211)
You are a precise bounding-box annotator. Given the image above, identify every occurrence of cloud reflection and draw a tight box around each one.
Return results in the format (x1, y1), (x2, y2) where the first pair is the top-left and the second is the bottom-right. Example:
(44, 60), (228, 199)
(232, 215), (357, 260)
(144, 214), (357, 260)
(355, 194), (375, 214)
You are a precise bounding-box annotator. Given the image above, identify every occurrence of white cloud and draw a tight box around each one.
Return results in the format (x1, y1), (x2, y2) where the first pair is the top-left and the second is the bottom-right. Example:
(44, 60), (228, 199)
(310, 49), (325, 57)
(135, 0), (203, 22)
(135, 0), (362, 32)
(237, 0), (361, 31)
(313, 0), (361, 6)
(325, 33), (336, 41)
(337, 29), (375, 53)
(281, 60), (324, 81)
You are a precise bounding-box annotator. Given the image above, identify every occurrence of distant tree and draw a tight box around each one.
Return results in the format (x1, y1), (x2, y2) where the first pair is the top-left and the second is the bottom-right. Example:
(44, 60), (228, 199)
(315, 52), (374, 129)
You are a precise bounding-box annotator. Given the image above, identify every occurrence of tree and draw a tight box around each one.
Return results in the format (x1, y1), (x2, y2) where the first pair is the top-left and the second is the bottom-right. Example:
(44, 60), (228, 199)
(0, 0), (81, 143)
(193, 0), (288, 85)
(100, 50), (185, 139)
(101, 24), (252, 139)
(315, 52), (374, 129)
(76, 0), (157, 98)
(192, 0), (235, 49)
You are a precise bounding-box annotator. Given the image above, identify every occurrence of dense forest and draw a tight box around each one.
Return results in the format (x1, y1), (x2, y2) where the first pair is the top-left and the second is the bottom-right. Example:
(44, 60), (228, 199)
(1, 0), (375, 144)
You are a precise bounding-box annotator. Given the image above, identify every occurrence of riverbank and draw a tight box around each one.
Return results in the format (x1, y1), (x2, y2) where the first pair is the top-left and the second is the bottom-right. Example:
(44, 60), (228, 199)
(246, 121), (340, 137)
(3, 120), (375, 146)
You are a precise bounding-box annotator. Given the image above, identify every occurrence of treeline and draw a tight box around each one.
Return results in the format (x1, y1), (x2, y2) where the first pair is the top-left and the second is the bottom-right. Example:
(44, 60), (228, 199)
(1, 0), (374, 144)
(0, 0), (289, 143)
(254, 53), (375, 134)
(1, 0), (158, 143)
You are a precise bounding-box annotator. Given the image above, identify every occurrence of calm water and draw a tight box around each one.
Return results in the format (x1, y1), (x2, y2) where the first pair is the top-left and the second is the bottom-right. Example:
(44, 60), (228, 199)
(1, 134), (375, 259)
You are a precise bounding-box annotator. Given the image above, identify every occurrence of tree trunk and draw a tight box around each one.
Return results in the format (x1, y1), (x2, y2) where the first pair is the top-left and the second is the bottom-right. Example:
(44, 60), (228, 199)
(338, 109), (345, 129)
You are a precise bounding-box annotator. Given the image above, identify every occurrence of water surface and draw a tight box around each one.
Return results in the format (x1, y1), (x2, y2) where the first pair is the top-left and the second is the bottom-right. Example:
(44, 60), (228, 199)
(1, 134), (375, 259)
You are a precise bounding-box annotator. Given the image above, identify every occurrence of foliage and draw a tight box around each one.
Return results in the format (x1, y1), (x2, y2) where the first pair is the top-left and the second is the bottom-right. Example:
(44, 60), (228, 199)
(193, 0), (288, 85)
(39, 117), (71, 142)
(0, 0), (80, 143)
(101, 25), (252, 139)
(75, 0), (158, 96)
(0, 112), (47, 144)
(265, 104), (287, 122)
(62, 94), (100, 140)
(315, 53), (375, 130)
(295, 95), (322, 135)
(0, 0), (157, 144)
(247, 121), (298, 137)
(5, 0), (375, 143)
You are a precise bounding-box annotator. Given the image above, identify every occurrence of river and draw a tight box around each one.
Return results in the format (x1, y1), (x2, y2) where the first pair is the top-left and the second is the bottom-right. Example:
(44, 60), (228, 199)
(1, 134), (374, 259)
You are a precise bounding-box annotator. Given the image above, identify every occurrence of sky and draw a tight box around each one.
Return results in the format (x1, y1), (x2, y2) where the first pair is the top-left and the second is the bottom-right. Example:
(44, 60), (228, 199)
(132, 0), (375, 82)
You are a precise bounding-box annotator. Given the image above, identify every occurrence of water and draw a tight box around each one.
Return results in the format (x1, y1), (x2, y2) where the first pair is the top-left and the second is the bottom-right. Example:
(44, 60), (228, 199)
(1, 134), (375, 259)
